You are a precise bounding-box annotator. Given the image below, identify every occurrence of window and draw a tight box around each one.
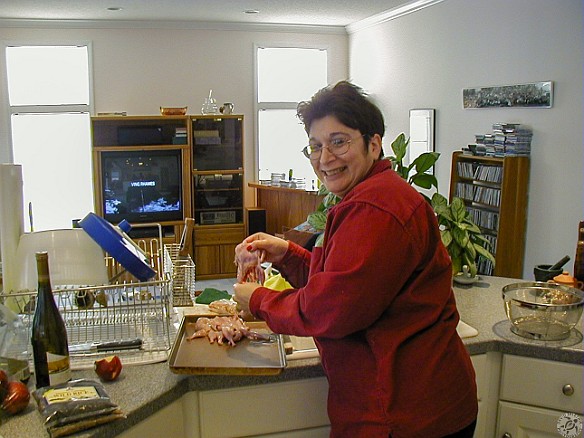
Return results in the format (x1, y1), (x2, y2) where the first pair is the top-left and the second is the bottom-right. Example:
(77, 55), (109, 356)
(5, 44), (94, 231)
(256, 46), (327, 186)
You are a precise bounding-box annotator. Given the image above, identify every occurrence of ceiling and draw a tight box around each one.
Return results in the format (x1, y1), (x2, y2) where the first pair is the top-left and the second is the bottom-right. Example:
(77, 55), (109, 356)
(0, 0), (414, 28)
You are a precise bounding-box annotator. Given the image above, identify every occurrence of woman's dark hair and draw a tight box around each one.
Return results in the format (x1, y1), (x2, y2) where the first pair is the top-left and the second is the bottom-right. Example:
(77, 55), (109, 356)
(297, 81), (385, 155)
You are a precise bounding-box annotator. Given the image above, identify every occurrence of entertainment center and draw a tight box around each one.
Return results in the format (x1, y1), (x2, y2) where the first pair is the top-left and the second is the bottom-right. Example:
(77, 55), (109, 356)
(91, 114), (245, 279)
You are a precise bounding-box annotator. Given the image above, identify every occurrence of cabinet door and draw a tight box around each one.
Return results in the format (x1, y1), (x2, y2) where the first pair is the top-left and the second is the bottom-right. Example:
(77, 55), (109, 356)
(198, 378), (329, 438)
(220, 243), (238, 275)
(497, 401), (578, 438)
(192, 116), (243, 171)
(119, 397), (185, 438)
(194, 226), (244, 278)
(195, 245), (221, 276)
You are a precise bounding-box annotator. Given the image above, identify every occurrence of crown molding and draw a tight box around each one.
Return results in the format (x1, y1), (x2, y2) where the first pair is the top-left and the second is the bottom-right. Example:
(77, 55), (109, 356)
(0, 18), (347, 35)
(346, 0), (445, 34)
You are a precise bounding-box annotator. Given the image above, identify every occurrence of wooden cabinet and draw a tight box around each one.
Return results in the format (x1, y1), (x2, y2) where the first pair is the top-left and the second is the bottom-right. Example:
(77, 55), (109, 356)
(249, 182), (324, 236)
(90, 116), (192, 248)
(497, 355), (583, 437)
(449, 151), (530, 278)
(191, 115), (245, 278)
(91, 115), (246, 279)
(194, 225), (244, 279)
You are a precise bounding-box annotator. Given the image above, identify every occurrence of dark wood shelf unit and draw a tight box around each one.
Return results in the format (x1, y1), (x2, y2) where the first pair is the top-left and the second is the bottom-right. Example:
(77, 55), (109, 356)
(449, 151), (530, 278)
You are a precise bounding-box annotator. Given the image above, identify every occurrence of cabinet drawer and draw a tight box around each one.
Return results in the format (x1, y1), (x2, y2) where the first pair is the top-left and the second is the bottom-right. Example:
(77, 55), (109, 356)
(195, 226), (244, 245)
(497, 401), (571, 437)
(500, 355), (583, 413)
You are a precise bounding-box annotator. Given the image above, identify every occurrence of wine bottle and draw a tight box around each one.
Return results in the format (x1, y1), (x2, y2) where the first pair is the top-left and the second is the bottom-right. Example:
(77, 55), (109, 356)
(31, 251), (71, 388)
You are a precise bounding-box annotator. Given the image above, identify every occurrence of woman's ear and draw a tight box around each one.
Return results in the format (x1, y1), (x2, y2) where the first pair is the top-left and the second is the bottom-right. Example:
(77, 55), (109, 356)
(369, 134), (383, 160)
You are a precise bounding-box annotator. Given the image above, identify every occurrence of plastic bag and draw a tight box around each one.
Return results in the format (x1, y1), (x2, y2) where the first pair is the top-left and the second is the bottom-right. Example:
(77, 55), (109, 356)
(33, 378), (124, 437)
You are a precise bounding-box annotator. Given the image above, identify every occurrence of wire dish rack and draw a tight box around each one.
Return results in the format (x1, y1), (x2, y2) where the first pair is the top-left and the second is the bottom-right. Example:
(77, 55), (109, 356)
(0, 238), (195, 370)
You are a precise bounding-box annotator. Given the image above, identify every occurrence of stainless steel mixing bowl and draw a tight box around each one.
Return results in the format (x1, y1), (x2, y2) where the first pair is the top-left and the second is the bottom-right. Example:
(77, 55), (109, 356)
(502, 281), (584, 340)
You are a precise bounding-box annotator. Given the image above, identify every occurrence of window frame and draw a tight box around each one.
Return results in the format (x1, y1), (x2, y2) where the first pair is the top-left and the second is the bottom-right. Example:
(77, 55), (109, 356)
(2, 41), (95, 163)
(253, 43), (329, 181)
(2, 42), (95, 231)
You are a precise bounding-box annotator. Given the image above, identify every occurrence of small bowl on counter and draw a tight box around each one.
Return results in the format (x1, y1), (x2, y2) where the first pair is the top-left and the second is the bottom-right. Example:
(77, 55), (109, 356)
(502, 281), (584, 341)
(160, 106), (187, 116)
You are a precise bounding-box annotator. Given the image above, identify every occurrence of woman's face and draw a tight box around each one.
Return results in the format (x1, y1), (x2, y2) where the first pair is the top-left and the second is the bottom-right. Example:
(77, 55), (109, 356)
(308, 115), (382, 198)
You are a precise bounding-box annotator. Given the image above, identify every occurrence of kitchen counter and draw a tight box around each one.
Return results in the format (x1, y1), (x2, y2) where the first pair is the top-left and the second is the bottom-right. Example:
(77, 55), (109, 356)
(1, 276), (582, 437)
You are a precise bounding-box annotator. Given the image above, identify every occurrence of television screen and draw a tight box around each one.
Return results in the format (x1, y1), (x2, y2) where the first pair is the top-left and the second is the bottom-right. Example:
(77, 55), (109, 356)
(101, 149), (183, 224)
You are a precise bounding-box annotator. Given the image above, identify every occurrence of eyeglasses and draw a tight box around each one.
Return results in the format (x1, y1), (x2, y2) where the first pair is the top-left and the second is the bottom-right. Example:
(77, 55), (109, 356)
(301, 134), (366, 160)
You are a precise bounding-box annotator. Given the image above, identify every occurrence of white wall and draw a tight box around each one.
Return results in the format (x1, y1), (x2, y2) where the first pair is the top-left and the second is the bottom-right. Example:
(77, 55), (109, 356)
(349, 0), (583, 279)
(0, 23), (349, 203)
(1, 0), (582, 280)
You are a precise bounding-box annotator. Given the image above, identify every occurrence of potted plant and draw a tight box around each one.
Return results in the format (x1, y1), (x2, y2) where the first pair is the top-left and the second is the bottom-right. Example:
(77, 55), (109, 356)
(307, 133), (495, 275)
(431, 193), (495, 277)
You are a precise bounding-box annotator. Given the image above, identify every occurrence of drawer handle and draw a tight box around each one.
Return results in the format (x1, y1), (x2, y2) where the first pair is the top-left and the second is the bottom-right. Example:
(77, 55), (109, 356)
(502, 433), (512, 438)
(562, 384), (575, 396)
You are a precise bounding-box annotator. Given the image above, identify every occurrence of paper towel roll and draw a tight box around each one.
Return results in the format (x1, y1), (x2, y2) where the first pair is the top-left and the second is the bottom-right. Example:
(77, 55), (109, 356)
(0, 164), (24, 293)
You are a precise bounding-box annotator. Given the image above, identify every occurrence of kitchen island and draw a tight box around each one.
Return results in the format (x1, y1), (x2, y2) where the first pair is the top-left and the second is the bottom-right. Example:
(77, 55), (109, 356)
(0, 276), (582, 437)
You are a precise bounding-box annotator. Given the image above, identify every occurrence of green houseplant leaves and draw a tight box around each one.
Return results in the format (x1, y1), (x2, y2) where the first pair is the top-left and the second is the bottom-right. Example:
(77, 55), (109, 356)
(388, 133), (440, 194)
(432, 193), (495, 276)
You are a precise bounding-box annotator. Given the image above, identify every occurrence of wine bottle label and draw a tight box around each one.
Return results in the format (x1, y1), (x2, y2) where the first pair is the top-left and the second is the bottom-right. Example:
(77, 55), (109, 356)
(47, 352), (71, 386)
(43, 386), (99, 404)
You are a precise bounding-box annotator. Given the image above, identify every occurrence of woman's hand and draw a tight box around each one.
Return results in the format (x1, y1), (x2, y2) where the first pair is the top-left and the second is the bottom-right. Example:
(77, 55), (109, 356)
(233, 282), (261, 320)
(243, 232), (289, 265)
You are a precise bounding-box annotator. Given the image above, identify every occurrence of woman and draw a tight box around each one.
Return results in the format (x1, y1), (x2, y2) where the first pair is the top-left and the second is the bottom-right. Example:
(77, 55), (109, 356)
(234, 81), (477, 437)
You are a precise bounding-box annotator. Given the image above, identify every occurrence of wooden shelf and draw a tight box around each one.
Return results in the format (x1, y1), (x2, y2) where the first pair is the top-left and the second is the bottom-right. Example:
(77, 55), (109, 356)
(191, 116), (245, 279)
(249, 182), (324, 236)
(90, 116), (193, 255)
(449, 151), (530, 278)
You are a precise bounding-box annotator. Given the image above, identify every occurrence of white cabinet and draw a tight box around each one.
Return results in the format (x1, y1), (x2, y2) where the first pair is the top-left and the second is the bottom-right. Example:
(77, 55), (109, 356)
(497, 355), (583, 437)
(473, 352), (503, 438)
(120, 378), (329, 438)
(497, 401), (576, 438)
(119, 397), (185, 438)
(196, 378), (330, 438)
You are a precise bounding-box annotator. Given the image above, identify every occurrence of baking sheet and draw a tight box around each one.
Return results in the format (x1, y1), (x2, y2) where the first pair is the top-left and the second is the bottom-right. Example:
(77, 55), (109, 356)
(169, 314), (286, 375)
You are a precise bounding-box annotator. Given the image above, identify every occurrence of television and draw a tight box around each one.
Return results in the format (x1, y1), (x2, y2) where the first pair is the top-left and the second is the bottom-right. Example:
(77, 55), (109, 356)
(100, 149), (183, 224)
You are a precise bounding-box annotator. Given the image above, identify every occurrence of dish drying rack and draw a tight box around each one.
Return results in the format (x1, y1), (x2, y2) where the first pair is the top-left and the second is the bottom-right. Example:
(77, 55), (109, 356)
(0, 234), (196, 370)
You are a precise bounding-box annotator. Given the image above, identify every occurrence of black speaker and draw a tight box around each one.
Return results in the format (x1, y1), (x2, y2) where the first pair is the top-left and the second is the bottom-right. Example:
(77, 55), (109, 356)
(246, 207), (266, 236)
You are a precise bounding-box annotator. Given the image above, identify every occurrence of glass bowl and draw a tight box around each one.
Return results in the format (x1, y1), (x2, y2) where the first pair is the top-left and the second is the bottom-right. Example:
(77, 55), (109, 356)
(502, 281), (584, 340)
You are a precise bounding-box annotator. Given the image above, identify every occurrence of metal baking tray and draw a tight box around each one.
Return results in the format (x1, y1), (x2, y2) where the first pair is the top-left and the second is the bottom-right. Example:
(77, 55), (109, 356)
(168, 315), (286, 375)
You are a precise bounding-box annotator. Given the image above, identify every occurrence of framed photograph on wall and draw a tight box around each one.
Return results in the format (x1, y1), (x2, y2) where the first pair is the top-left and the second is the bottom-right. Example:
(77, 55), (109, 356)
(463, 81), (553, 109)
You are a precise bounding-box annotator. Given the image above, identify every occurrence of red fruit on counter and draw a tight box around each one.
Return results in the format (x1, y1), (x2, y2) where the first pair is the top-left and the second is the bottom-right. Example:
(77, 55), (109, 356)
(1, 381), (30, 414)
(0, 369), (8, 402)
(94, 355), (123, 381)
